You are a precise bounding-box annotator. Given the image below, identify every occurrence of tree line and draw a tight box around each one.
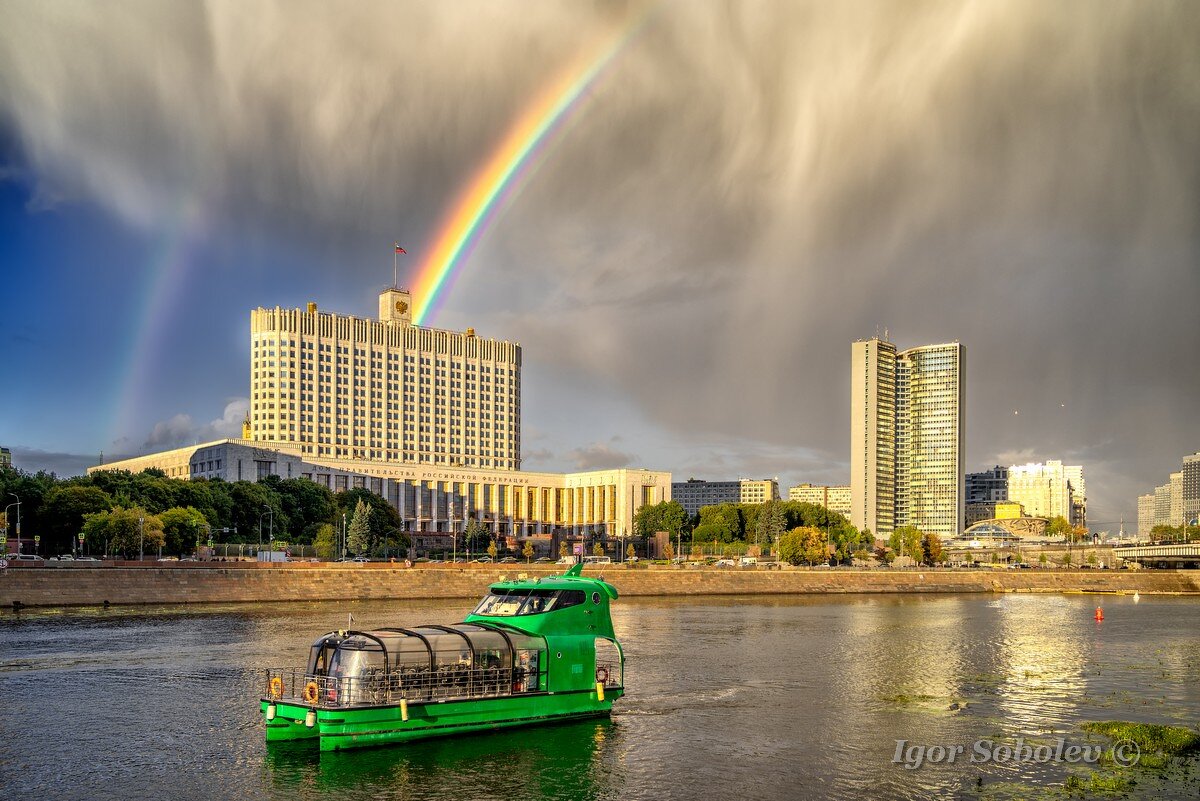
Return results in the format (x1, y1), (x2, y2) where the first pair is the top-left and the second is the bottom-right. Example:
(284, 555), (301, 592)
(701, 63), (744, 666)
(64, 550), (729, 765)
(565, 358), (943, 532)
(0, 465), (407, 558)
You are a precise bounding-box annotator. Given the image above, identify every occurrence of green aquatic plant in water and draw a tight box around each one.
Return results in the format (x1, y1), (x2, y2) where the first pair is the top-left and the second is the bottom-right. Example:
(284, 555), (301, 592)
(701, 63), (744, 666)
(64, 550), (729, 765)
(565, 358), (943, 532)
(1081, 721), (1200, 769)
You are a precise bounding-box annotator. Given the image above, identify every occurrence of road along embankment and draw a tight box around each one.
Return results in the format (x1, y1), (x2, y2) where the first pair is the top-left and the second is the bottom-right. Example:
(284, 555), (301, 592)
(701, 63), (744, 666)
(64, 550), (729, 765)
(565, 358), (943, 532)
(2, 564), (1198, 608)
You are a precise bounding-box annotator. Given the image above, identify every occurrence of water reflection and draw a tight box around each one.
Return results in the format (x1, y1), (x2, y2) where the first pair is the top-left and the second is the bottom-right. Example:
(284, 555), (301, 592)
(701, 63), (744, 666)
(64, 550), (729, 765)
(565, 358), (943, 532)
(264, 719), (619, 800)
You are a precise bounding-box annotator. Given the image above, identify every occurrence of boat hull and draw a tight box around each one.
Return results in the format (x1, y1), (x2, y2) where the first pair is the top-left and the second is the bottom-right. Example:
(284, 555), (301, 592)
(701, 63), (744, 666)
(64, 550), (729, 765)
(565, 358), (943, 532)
(262, 687), (623, 751)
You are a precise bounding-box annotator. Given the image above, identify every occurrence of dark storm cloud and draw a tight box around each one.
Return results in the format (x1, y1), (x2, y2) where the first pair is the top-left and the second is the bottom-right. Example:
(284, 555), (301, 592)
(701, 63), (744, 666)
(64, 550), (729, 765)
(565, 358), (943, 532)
(1, 1), (1198, 523)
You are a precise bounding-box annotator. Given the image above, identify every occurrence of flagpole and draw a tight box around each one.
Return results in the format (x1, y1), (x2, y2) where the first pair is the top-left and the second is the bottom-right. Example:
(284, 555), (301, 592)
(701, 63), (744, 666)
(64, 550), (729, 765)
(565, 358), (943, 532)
(393, 243), (398, 288)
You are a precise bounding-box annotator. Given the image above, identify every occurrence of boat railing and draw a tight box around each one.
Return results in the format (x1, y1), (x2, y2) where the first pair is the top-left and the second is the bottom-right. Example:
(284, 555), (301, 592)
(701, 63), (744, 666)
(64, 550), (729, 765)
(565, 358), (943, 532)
(262, 663), (547, 708)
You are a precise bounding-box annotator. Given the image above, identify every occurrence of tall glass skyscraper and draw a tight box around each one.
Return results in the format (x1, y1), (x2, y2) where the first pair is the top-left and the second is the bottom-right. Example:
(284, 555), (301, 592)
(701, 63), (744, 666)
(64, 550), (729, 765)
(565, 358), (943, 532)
(851, 338), (964, 538)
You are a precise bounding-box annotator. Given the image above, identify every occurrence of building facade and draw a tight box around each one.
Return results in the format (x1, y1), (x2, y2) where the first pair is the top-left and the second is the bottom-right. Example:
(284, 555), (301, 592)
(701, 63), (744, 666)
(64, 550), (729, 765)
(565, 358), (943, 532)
(671, 478), (780, 517)
(250, 288), (521, 470)
(851, 338), (964, 539)
(0, 446), (10, 468)
(1137, 493), (1155, 538)
(1154, 482), (1172, 527)
(966, 466), (1008, 503)
(1185, 453), (1200, 526)
(1007, 461), (1084, 523)
(850, 338), (897, 537)
(89, 439), (671, 540)
(788, 484), (852, 517)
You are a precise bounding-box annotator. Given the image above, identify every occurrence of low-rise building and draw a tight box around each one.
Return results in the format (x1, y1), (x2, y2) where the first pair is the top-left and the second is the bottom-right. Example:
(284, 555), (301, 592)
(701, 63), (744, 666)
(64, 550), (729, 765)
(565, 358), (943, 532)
(788, 483), (852, 517)
(90, 439), (671, 541)
(672, 478), (779, 517)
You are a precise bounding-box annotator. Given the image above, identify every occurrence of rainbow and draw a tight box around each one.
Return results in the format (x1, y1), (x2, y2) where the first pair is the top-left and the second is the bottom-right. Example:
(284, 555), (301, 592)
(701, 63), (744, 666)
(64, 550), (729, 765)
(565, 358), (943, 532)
(409, 14), (648, 325)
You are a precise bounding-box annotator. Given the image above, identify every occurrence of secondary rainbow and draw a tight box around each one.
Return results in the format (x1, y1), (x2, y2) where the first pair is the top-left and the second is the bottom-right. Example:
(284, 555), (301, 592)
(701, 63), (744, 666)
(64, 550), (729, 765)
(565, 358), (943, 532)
(409, 18), (645, 326)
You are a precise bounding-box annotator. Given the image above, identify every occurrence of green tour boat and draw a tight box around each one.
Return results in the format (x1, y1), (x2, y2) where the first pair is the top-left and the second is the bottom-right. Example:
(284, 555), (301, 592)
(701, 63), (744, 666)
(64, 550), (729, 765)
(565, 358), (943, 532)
(260, 563), (625, 751)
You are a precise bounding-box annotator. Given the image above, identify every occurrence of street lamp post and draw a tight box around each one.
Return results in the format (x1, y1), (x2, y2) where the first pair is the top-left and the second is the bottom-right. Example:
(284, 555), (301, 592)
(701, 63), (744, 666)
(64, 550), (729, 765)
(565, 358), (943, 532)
(139, 516), (145, 562)
(6, 493), (21, 554)
(342, 513), (347, 560)
(4, 494), (20, 554)
(262, 505), (274, 555)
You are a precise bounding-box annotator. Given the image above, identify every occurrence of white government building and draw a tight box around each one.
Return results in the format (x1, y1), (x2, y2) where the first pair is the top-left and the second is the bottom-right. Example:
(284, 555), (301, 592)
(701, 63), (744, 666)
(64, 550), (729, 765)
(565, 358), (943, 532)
(91, 286), (671, 540)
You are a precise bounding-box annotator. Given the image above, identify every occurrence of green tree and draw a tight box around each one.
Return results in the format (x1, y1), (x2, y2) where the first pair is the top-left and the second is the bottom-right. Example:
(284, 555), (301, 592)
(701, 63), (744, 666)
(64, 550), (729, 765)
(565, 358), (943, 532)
(312, 523), (337, 560)
(1086, 550), (1099, 567)
(633, 500), (688, 540)
(559, 540), (569, 559)
(889, 525), (924, 564)
(1060, 552), (1072, 567)
(698, 505), (741, 542)
(464, 519), (490, 553)
(159, 506), (208, 556)
(522, 540), (534, 562)
(40, 484), (113, 555)
(487, 540), (498, 560)
(92, 506), (165, 558)
(1038, 552), (1048, 567)
(592, 540), (604, 557)
(347, 500), (372, 555)
(922, 532), (944, 566)
(1046, 516), (1073, 540)
(755, 500), (785, 547)
(630, 541), (641, 561)
(691, 523), (729, 544)
(777, 527), (804, 566)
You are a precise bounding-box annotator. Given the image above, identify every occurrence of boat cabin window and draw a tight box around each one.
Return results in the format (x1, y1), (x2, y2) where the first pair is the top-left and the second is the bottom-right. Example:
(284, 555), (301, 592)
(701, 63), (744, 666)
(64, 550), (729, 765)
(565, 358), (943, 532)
(472, 588), (585, 617)
(327, 642), (386, 680)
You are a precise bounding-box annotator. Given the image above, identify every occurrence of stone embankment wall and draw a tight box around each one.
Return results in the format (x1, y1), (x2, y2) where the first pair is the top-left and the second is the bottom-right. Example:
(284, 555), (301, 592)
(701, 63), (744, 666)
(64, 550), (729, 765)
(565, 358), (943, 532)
(2, 564), (1199, 608)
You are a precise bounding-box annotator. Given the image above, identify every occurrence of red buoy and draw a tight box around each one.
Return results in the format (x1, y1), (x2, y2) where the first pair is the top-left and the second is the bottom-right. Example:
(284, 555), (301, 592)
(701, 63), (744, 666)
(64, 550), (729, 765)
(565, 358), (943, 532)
(1094, 607), (1104, 621)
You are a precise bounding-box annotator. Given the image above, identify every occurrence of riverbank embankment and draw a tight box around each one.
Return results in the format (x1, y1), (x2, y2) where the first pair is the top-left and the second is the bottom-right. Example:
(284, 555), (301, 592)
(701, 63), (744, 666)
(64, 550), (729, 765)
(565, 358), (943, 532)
(2, 563), (1199, 608)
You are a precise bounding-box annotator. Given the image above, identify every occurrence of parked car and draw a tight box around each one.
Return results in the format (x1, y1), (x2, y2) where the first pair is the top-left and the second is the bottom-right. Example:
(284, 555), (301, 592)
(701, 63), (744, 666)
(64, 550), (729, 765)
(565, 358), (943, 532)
(499, 557), (518, 563)
(713, 558), (736, 568)
(351, 556), (370, 563)
(75, 556), (101, 562)
(13, 554), (45, 563)
(470, 556), (493, 563)
(534, 557), (553, 563)
(49, 555), (74, 562)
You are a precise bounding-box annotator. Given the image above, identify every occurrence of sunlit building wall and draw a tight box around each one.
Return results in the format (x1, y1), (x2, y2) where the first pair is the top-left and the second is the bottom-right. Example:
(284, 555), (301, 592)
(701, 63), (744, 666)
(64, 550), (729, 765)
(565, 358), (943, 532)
(852, 338), (964, 538)
(788, 484), (852, 517)
(1137, 493), (1155, 538)
(893, 343), (965, 539)
(250, 287), (521, 471)
(850, 338), (896, 537)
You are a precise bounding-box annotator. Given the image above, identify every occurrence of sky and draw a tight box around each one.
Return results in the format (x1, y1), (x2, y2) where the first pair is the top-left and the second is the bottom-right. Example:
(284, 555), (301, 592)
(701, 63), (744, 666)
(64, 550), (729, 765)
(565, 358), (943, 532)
(1, 0), (1198, 530)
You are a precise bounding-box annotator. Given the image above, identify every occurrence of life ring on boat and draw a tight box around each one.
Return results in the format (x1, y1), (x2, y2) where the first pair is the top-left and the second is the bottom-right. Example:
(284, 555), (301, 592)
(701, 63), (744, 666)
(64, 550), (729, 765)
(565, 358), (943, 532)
(302, 681), (320, 705)
(268, 676), (284, 699)
(595, 666), (609, 684)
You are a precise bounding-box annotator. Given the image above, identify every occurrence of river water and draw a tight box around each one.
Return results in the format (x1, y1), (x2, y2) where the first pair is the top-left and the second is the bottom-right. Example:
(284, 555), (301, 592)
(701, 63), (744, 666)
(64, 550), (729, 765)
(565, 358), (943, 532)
(1, 593), (1197, 800)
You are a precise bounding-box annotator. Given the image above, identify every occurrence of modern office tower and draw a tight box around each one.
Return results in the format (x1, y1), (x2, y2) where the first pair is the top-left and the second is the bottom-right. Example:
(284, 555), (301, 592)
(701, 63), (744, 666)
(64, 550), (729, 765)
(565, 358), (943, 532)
(788, 484), (852, 517)
(1184, 453), (1200, 525)
(1154, 482), (1172, 527)
(851, 338), (964, 538)
(850, 338), (897, 537)
(671, 478), (780, 517)
(249, 288), (521, 470)
(1169, 471), (1184, 526)
(1007, 460), (1083, 521)
(892, 343), (966, 538)
(1137, 493), (1156, 538)
(966, 466), (1009, 502)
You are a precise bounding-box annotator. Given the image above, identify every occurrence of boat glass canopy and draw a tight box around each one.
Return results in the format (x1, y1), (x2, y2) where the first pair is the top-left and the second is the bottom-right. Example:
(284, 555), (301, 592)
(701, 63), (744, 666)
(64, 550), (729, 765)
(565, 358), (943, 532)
(471, 588), (586, 617)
